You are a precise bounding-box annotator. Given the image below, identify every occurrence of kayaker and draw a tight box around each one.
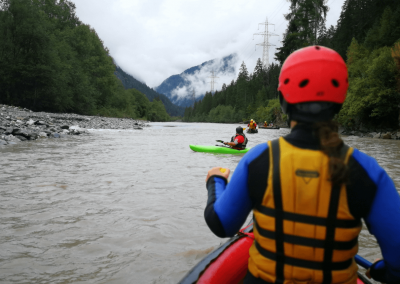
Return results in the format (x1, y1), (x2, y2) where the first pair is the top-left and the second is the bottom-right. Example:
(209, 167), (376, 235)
(223, 126), (248, 150)
(263, 121), (268, 127)
(203, 46), (400, 284)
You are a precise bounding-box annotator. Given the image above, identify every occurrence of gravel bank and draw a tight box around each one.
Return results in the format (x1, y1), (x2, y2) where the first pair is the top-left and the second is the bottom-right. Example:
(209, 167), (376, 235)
(0, 104), (148, 146)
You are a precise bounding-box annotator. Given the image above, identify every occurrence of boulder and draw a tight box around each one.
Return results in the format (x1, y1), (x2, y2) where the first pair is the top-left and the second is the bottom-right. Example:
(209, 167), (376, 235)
(60, 125), (69, 129)
(38, 132), (48, 138)
(4, 135), (19, 142)
(51, 133), (60, 138)
(34, 120), (46, 125)
(373, 133), (381, 139)
(15, 135), (28, 141)
(382, 132), (392, 139)
(5, 127), (13, 135)
(26, 119), (35, 125)
(0, 140), (7, 145)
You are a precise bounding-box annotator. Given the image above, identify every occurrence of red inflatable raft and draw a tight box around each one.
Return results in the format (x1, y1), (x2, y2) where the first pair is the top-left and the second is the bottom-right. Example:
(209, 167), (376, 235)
(178, 223), (372, 284)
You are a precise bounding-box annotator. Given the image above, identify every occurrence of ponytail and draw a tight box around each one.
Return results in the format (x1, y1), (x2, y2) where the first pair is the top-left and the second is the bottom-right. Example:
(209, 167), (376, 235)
(313, 121), (349, 186)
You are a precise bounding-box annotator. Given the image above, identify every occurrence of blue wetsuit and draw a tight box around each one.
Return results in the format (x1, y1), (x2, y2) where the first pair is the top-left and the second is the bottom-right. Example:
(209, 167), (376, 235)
(205, 124), (400, 284)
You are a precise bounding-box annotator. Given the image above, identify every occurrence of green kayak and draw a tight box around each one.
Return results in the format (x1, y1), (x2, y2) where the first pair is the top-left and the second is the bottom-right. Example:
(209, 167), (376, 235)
(189, 145), (251, 154)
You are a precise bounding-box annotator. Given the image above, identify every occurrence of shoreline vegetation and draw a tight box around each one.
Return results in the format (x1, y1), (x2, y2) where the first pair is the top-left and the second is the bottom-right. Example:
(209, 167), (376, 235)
(0, 0), (172, 123)
(0, 104), (148, 146)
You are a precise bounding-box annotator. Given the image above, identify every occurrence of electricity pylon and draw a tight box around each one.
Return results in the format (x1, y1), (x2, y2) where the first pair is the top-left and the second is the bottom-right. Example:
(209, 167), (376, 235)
(254, 17), (279, 68)
(191, 89), (195, 107)
(207, 70), (219, 93)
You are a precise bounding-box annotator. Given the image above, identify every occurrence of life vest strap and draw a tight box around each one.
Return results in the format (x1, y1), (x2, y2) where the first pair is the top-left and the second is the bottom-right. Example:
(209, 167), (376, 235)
(254, 219), (358, 250)
(271, 139), (285, 283)
(254, 241), (353, 271)
(255, 205), (361, 228)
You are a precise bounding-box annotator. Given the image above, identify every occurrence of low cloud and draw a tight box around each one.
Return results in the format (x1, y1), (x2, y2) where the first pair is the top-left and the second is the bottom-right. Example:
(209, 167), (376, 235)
(170, 54), (239, 100)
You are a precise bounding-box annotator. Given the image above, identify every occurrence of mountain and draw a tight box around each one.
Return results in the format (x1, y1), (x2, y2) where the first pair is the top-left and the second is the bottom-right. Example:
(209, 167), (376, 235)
(154, 54), (238, 108)
(114, 66), (185, 117)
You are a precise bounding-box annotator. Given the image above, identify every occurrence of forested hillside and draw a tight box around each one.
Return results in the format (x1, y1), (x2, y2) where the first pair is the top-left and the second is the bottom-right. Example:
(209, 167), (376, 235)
(0, 0), (171, 122)
(114, 66), (184, 117)
(185, 0), (400, 131)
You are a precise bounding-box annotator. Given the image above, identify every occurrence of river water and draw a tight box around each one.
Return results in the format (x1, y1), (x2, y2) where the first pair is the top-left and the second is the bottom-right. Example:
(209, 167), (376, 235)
(1, 122), (399, 284)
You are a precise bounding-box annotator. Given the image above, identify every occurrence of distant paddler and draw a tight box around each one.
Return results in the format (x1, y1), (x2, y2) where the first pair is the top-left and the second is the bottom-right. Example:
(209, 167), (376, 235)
(247, 119), (257, 131)
(223, 126), (248, 150)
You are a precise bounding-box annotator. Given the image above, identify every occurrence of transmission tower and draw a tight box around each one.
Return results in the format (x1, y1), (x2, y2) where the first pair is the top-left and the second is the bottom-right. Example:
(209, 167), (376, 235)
(254, 17), (279, 68)
(207, 70), (219, 93)
(191, 89), (195, 106)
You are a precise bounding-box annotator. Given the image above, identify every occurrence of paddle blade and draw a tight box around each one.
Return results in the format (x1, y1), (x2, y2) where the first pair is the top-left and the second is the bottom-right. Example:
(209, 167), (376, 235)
(216, 140), (224, 143)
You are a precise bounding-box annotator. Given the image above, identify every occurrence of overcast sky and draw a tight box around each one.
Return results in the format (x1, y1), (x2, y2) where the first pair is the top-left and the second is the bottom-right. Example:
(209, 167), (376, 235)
(71, 0), (345, 93)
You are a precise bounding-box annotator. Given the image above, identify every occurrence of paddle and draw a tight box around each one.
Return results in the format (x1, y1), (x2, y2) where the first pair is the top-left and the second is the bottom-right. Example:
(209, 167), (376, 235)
(216, 140), (225, 143)
(215, 144), (230, 148)
(355, 255), (372, 269)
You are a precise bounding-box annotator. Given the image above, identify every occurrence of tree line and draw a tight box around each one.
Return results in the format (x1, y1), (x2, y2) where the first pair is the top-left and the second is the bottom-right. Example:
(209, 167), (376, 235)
(0, 0), (170, 121)
(184, 0), (400, 130)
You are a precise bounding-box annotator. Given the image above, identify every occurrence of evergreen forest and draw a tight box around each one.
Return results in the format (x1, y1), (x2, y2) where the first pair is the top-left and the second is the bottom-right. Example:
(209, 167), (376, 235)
(184, 0), (400, 130)
(0, 0), (171, 122)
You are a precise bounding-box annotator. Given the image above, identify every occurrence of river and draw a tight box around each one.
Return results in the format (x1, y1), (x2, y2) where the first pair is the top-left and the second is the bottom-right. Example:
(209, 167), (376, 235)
(1, 122), (399, 283)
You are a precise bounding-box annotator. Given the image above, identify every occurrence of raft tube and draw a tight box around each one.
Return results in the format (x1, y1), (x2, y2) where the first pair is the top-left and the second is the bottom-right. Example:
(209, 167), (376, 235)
(189, 145), (250, 154)
(178, 223), (372, 284)
(259, 126), (280, 130)
(246, 129), (258, 133)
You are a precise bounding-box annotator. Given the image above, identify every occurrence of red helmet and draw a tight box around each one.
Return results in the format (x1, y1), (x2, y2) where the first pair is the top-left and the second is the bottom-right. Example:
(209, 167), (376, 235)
(278, 46), (348, 122)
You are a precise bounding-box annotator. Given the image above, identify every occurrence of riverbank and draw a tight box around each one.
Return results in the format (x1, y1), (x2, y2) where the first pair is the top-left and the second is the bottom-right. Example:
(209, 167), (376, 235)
(340, 128), (400, 140)
(0, 104), (148, 146)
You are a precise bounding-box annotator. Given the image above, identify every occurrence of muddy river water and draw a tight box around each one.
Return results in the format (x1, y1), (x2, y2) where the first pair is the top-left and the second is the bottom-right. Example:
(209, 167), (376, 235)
(1, 122), (399, 283)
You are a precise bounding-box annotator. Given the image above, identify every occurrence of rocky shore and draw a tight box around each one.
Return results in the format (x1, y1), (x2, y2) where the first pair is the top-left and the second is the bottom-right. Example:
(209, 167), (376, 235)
(0, 104), (148, 146)
(340, 128), (400, 140)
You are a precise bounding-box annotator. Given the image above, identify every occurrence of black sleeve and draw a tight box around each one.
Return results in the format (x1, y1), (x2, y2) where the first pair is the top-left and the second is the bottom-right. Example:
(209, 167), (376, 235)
(346, 156), (378, 220)
(204, 176), (228, 238)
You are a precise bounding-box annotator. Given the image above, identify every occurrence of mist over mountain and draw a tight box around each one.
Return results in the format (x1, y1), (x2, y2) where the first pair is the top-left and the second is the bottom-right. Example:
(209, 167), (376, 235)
(154, 54), (238, 108)
(114, 66), (185, 117)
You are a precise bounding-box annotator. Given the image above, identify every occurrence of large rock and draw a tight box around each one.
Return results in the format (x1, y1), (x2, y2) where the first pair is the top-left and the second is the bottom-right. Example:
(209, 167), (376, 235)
(15, 135), (28, 141)
(0, 140), (7, 145)
(382, 132), (392, 139)
(5, 127), (13, 135)
(26, 119), (35, 125)
(373, 133), (381, 139)
(4, 135), (19, 142)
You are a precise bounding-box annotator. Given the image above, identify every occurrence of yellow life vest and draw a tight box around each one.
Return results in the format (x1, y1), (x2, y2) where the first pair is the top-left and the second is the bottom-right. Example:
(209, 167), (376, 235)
(248, 137), (362, 284)
(250, 122), (256, 129)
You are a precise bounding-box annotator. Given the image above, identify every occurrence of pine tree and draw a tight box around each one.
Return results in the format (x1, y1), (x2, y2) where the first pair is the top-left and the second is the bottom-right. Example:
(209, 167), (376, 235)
(275, 0), (329, 64)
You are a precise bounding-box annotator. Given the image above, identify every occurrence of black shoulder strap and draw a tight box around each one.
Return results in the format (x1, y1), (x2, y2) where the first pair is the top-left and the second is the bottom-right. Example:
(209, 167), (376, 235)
(271, 139), (284, 284)
(322, 143), (350, 284)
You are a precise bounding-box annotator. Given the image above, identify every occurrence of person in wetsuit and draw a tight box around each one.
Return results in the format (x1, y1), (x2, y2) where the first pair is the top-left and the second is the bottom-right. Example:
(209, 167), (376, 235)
(204, 46), (400, 284)
(223, 126), (248, 150)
